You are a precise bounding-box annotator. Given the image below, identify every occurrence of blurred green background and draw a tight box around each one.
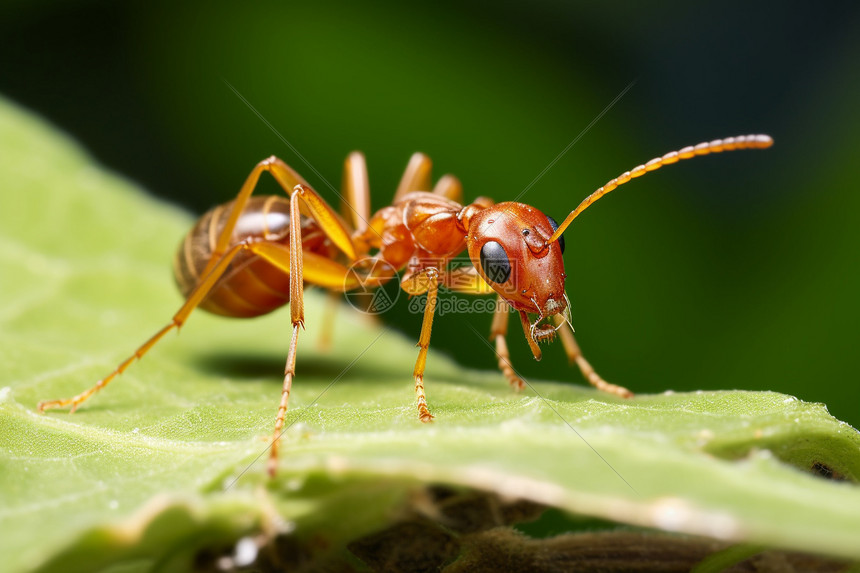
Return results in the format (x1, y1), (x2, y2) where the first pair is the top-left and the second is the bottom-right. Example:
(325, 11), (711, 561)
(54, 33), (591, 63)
(2, 1), (859, 426)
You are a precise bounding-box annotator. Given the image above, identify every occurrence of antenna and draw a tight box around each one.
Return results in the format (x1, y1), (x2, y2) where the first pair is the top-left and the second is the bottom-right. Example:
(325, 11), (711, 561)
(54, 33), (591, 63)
(546, 134), (774, 244)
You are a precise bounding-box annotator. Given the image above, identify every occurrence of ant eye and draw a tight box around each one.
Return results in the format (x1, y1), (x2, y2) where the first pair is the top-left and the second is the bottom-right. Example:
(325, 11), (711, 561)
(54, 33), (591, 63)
(547, 215), (565, 254)
(522, 229), (530, 236)
(480, 241), (512, 284)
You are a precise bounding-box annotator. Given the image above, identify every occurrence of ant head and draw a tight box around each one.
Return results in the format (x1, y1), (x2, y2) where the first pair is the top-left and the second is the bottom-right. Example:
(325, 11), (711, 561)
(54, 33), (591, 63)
(465, 201), (567, 318)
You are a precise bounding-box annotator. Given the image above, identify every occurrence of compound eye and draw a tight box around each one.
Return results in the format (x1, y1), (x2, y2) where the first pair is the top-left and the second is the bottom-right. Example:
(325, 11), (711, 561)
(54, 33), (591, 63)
(479, 241), (512, 284)
(547, 215), (566, 255)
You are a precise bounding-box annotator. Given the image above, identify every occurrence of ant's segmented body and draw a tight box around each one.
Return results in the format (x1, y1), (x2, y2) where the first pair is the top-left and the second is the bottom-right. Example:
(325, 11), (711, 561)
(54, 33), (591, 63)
(38, 135), (773, 475)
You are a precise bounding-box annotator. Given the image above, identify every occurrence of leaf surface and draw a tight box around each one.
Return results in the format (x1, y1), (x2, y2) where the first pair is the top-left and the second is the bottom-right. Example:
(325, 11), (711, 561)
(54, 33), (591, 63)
(1, 97), (859, 572)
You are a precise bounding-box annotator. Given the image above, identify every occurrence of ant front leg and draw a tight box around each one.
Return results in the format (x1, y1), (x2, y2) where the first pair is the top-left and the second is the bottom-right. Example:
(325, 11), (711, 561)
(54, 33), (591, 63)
(489, 296), (525, 391)
(438, 267), (525, 390)
(401, 266), (441, 423)
(551, 315), (633, 399)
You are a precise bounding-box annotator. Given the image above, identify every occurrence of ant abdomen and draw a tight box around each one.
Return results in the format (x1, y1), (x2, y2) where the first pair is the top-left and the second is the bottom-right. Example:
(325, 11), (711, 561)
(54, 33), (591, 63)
(172, 195), (327, 318)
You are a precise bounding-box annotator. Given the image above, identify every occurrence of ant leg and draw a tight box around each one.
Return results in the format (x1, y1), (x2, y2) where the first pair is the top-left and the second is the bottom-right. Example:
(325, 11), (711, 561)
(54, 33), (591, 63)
(314, 152), (378, 349)
(341, 151), (371, 234)
(440, 265), (494, 295)
(551, 315), (633, 399)
(270, 319), (300, 477)
(489, 297), (525, 391)
(393, 152), (433, 202)
(401, 267), (441, 422)
(317, 291), (341, 351)
(432, 174), (463, 203)
(266, 190), (311, 476)
(438, 269), (524, 389)
(201, 156), (358, 281)
(37, 240), (313, 413)
(236, 242), (362, 477)
(266, 184), (366, 476)
(199, 156), (309, 279)
(314, 152), (370, 351)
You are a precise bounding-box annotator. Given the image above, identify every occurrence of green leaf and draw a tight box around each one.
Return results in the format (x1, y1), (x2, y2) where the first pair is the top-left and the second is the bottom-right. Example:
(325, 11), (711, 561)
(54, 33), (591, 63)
(1, 96), (859, 573)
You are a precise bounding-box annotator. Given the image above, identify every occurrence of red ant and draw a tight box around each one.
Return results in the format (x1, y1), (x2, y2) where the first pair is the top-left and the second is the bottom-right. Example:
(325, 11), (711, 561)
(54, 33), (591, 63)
(38, 134), (773, 476)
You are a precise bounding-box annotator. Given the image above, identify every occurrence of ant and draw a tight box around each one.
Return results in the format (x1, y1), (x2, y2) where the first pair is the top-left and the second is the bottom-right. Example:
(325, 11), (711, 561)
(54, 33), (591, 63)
(38, 134), (773, 476)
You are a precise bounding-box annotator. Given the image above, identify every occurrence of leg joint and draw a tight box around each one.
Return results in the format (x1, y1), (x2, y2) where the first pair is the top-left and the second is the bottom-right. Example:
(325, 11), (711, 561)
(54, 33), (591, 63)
(291, 183), (307, 196)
